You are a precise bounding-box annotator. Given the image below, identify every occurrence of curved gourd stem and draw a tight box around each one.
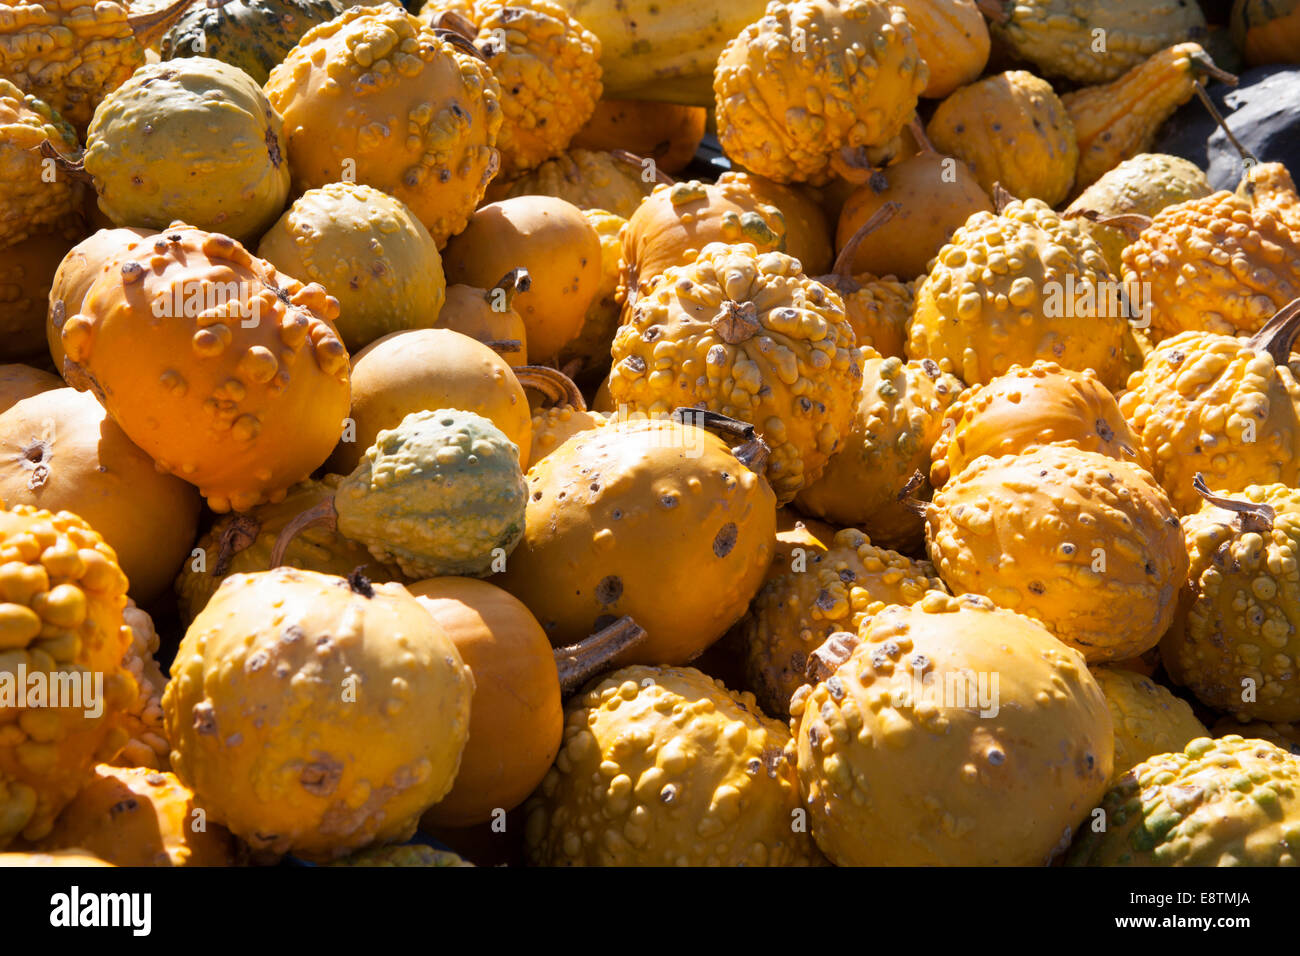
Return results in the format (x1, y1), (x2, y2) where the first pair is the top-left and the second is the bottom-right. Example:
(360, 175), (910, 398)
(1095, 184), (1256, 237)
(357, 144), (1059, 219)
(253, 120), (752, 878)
(38, 141), (91, 184)
(1188, 52), (1239, 90)
(612, 149), (675, 185)
(484, 339), (523, 356)
(212, 514), (261, 576)
(806, 631), (860, 683)
(1192, 474), (1275, 534)
(129, 0), (198, 47)
(553, 616), (648, 695)
(908, 116), (937, 156)
(831, 201), (901, 278)
(435, 27), (488, 62)
(1193, 80), (1257, 169)
(429, 9), (477, 40)
(268, 498), (338, 569)
(1247, 296), (1300, 364)
(670, 406), (771, 475)
(515, 365), (586, 410)
(1062, 208), (1152, 239)
(899, 468), (930, 516)
(491, 267), (531, 308)
(829, 145), (880, 185)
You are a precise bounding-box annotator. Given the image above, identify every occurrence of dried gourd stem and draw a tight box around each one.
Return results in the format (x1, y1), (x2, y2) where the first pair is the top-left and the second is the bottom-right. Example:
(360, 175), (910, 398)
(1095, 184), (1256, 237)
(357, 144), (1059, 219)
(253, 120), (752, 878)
(712, 299), (760, 343)
(1063, 209), (1152, 239)
(553, 616), (647, 694)
(129, 0), (197, 46)
(38, 141), (92, 185)
(991, 182), (1017, 214)
(492, 267), (531, 306)
(484, 339), (523, 354)
(806, 631), (859, 683)
(1193, 80), (1257, 168)
(347, 568), (375, 598)
(1247, 296), (1300, 364)
(829, 145), (879, 185)
(515, 365), (586, 410)
(436, 28), (488, 62)
(268, 498), (338, 569)
(612, 149), (675, 185)
(430, 9), (477, 41)
(1192, 474), (1275, 534)
(908, 115), (937, 155)
(831, 201), (901, 278)
(899, 468), (929, 516)
(1188, 50), (1239, 89)
(212, 514), (260, 576)
(670, 406), (771, 475)
(974, 0), (1009, 25)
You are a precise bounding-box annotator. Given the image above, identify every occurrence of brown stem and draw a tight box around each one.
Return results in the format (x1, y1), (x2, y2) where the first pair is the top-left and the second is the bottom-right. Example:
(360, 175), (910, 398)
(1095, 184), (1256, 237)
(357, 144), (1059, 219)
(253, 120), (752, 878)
(711, 299), (760, 344)
(436, 28), (488, 62)
(1188, 50), (1238, 89)
(38, 141), (91, 185)
(832, 201), (900, 278)
(129, 0), (197, 48)
(805, 631), (859, 683)
(1192, 474), (1275, 533)
(268, 498), (338, 569)
(1246, 296), (1300, 364)
(484, 339), (523, 354)
(491, 267), (530, 310)
(430, 9), (477, 40)
(612, 149), (675, 185)
(991, 182), (1016, 213)
(671, 407), (771, 475)
(1063, 209), (1152, 239)
(347, 567), (375, 598)
(1193, 81), (1257, 168)
(908, 116), (936, 155)
(515, 365), (585, 410)
(553, 616), (647, 694)
(212, 514), (260, 576)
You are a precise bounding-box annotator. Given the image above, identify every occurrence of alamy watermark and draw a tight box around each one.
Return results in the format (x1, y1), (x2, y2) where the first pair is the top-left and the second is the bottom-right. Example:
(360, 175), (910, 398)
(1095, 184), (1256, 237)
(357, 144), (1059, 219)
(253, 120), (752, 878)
(0, 665), (103, 718)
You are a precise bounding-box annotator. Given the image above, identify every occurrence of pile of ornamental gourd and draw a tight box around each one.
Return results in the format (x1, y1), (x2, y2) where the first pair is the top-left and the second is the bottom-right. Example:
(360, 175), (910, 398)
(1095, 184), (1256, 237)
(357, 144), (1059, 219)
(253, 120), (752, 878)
(1, 0), (1300, 869)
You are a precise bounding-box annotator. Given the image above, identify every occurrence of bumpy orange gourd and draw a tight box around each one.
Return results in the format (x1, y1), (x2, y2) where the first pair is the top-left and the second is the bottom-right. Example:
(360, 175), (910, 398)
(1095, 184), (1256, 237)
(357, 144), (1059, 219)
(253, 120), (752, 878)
(610, 243), (861, 504)
(488, 149), (655, 219)
(329, 327), (531, 475)
(923, 445), (1188, 662)
(1090, 666), (1207, 780)
(1062, 44), (1235, 194)
(423, 0), (601, 176)
(817, 273), (913, 359)
(571, 99), (706, 173)
(740, 527), (941, 716)
(265, 5), (502, 246)
(1118, 304), (1300, 514)
(1231, 0), (1300, 66)
(713, 0), (927, 184)
(619, 179), (786, 296)
(927, 71), (1079, 207)
(717, 171), (832, 276)
(1238, 161), (1300, 232)
(1121, 191), (1300, 341)
(906, 197), (1130, 389)
(834, 151), (993, 281)
(39, 764), (236, 866)
(796, 356), (962, 553)
(0, 388), (202, 605)
(0, 505), (137, 847)
(0, 80), (83, 248)
(46, 227), (149, 372)
(59, 224), (350, 513)
(442, 197), (601, 364)
(526, 404), (608, 465)
(893, 0), (989, 98)
(498, 417), (777, 664)
(435, 270), (531, 368)
(929, 361), (1144, 489)
(110, 600), (169, 771)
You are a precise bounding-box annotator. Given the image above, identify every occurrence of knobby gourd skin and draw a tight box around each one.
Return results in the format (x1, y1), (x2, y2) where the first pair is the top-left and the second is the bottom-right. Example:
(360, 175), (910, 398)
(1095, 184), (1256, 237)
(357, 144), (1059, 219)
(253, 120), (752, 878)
(620, 179), (786, 296)
(524, 665), (821, 866)
(796, 355), (961, 552)
(713, 0), (927, 185)
(46, 227), (151, 371)
(162, 567), (473, 861)
(1211, 716), (1300, 754)
(38, 764), (236, 866)
(926, 71), (1078, 207)
(1065, 153), (1212, 275)
(834, 152), (993, 281)
(906, 197), (1129, 390)
(791, 592), (1113, 865)
(422, 0), (602, 177)
(329, 327), (531, 475)
(335, 409), (527, 579)
(1066, 736), (1300, 866)
(929, 361), (1145, 490)
(1163, 483), (1300, 722)
(1062, 44), (1230, 195)
(441, 196), (601, 364)
(740, 527), (942, 717)
(176, 475), (404, 625)
(265, 5), (502, 246)
(257, 182), (446, 353)
(160, 0), (345, 86)
(986, 0), (1208, 84)
(110, 601), (169, 771)
(1120, 191), (1300, 342)
(527, 404), (608, 466)
(610, 243), (861, 505)
(59, 223), (351, 514)
(410, 577), (562, 828)
(1089, 666), (1207, 781)
(556, 207), (626, 379)
(717, 171), (833, 277)
(498, 417), (777, 665)
(489, 149), (654, 219)
(0, 388), (202, 606)
(0, 79), (82, 248)
(0, 506), (137, 848)
(84, 57), (291, 244)
(924, 445), (1188, 663)
(1239, 161), (1300, 232)
(1118, 327), (1300, 515)
(817, 273), (913, 360)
